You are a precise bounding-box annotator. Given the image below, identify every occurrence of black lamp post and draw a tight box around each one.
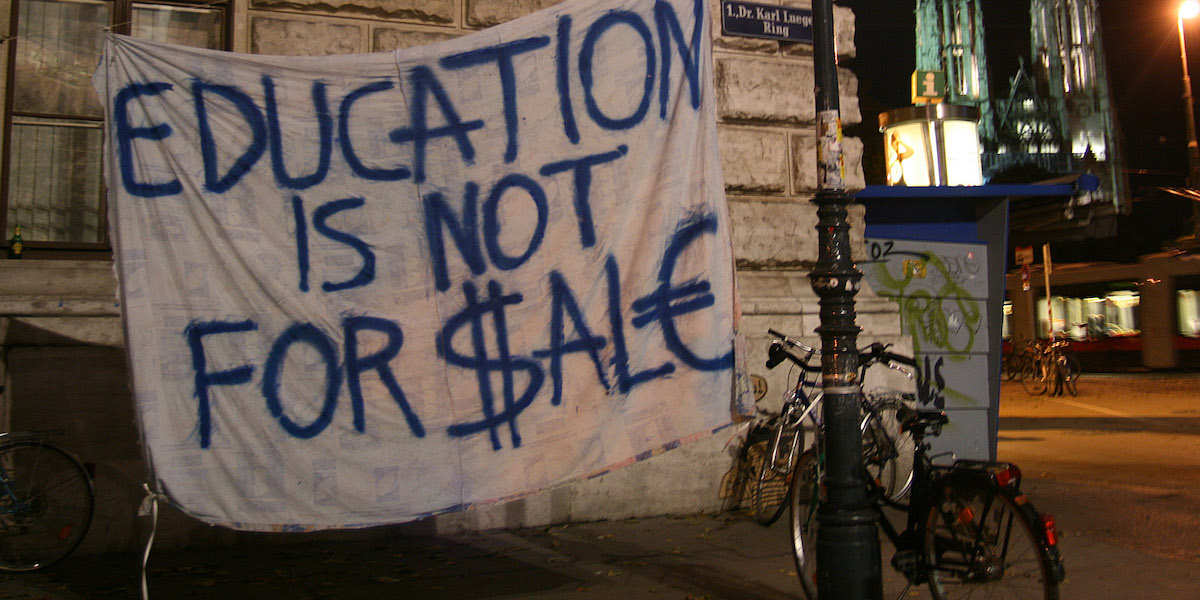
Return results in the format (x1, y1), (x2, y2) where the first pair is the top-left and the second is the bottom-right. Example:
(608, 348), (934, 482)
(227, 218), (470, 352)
(809, 1), (882, 598)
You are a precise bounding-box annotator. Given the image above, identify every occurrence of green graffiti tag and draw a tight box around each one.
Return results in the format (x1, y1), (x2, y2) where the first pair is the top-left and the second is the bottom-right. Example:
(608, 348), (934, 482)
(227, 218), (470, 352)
(868, 248), (984, 408)
(870, 252), (981, 356)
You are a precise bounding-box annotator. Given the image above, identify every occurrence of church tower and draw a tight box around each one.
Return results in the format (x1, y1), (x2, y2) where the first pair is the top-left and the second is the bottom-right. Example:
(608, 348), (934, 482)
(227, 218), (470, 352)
(914, 0), (1127, 213)
(914, 0), (996, 143)
(1028, 0), (1127, 211)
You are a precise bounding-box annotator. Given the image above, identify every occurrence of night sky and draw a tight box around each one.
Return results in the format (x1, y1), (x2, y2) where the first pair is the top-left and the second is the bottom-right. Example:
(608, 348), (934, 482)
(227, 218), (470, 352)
(848, 0), (1195, 185)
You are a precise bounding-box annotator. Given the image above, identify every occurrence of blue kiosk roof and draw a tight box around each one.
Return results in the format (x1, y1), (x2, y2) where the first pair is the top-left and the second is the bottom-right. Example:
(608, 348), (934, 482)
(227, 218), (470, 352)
(854, 174), (1099, 199)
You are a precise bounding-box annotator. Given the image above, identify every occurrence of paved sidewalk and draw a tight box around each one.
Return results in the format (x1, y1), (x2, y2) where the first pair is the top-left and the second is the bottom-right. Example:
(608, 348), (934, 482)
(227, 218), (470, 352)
(3, 501), (1199, 599)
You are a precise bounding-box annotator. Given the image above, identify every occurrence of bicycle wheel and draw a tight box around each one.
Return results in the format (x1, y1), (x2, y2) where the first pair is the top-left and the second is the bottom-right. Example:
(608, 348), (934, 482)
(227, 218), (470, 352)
(738, 423), (788, 526)
(788, 449), (820, 600)
(1002, 352), (1023, 381)
(0, 441), (95, 571)
(1014, 352), (1031, 382)
(1062, 354), (1080, 396)
(748, 420), (799, 526)
(862, 397), (915, 503)
(1020, 358), (1047, 396)
(1053, 359), (1075, 397)
(924, 483), (1060, 600)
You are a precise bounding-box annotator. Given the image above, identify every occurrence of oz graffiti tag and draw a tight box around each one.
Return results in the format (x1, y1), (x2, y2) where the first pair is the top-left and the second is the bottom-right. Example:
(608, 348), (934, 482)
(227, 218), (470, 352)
(867, 240), (929, 263)
(869, 240), (894, 261)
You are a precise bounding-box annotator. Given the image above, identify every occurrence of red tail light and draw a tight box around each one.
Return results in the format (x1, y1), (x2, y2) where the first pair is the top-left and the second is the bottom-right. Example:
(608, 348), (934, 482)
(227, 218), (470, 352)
(993, 464), (1021, 488)
(957, 506), (975, 525)
(1040, 514), (1058, 546)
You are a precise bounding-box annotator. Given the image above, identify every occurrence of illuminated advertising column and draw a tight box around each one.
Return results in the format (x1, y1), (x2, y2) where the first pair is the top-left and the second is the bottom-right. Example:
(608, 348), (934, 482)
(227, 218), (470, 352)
(879, 104), (983, 186)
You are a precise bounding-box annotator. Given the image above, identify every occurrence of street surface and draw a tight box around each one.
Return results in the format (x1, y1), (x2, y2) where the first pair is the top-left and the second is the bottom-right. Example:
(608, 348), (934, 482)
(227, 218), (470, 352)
(998, 372), (1200, 597)
(2, 373), (1199, 598)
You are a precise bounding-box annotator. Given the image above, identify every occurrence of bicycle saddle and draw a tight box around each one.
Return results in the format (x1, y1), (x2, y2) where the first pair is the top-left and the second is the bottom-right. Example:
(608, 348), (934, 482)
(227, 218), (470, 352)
(897, 405), (948, 434)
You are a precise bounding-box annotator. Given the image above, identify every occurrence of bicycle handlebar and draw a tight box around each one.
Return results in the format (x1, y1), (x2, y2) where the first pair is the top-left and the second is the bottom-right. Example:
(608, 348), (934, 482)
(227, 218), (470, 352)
(768, 328), (817, 354)
(765, 329), (820, 372)
(766, 341), (822, 372)
(765, 332), (915, 378)
(860, 341), (917, 369)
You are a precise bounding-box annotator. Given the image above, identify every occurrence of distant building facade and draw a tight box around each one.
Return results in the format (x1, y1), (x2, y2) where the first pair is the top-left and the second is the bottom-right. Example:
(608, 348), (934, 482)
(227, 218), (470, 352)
(915, 0), (1127, 220)
(914, 0), (995, 142)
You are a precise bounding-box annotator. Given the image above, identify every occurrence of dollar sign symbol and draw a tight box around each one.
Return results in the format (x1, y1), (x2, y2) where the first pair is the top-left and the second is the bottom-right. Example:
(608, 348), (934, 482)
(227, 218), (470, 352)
(439, 280), (544, 450)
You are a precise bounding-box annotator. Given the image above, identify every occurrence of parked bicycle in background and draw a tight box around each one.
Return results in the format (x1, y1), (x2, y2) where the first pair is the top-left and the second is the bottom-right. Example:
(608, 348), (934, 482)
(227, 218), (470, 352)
(1019, 335), (1081, 397)
(1002, 338), (1038, 382)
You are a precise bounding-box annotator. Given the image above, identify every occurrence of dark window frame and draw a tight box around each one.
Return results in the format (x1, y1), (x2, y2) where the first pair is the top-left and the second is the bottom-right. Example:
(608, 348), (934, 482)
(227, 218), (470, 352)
(1, 0), (230, 258)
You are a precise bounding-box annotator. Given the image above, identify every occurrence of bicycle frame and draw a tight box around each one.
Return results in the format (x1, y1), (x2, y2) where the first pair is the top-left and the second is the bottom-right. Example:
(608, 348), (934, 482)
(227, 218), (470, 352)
(766, 330), (914, 492)
(878, 422), (1063, 587)
(0, 450), (35, 519)
(873, 424), (937, 563)
(764, 394), (820, 477)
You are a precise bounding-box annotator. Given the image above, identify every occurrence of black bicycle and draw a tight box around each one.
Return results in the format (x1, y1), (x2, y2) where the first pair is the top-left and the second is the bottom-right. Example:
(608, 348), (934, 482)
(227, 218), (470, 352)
(779, 344), (1065, 599)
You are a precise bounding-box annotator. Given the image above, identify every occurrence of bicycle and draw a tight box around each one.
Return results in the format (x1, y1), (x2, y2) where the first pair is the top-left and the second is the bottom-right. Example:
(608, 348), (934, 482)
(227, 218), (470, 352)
(740, 330), (912, 526)
(1020, 336), (1080, 397)
(1002, 339), (1038, 382)
(780, 344), (1065, 600)
(0, 431), (95, 571)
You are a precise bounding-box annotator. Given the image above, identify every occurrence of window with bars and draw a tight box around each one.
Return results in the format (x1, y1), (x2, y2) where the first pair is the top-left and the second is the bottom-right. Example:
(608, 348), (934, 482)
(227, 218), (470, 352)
(2, 0), (228, 255)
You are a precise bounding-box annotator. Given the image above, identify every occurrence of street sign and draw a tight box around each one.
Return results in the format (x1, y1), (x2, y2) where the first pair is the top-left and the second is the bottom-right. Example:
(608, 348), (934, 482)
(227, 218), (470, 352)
(1014, 245), (1034, 266)
(720, 0), (813, 43)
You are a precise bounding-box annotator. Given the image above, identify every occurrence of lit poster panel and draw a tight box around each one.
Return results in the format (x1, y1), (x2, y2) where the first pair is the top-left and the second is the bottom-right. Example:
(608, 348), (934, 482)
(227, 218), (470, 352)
(883, 118), (983, 187)
(884, 122), (933, 186)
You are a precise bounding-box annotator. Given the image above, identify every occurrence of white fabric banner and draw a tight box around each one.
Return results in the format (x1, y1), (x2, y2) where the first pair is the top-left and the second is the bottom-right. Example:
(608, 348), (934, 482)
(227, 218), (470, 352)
(94, 0), (737, 530)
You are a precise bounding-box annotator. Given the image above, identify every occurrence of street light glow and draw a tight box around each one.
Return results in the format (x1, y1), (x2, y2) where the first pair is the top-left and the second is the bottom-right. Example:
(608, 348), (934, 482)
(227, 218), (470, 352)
(1183, 0), (1200, 20)
(1181, 0), (1200, 188)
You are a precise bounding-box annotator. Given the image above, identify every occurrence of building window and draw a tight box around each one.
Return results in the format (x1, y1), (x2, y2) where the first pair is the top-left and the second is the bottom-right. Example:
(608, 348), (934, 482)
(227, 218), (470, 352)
(2, 0), (228, 254)
(1067, 1), (1095, 91)
(131, 2), (226, 47)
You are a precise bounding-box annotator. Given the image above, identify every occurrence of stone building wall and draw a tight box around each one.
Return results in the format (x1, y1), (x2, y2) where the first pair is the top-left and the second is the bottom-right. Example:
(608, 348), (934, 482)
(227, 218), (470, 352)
(0, 0), (906, 552)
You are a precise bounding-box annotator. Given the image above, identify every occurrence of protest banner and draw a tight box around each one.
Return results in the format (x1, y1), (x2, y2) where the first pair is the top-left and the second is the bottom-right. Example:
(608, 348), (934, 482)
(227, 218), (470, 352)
(94, 0), (738, 530)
